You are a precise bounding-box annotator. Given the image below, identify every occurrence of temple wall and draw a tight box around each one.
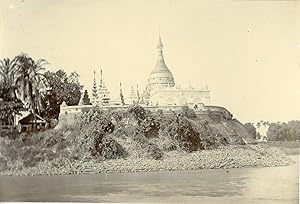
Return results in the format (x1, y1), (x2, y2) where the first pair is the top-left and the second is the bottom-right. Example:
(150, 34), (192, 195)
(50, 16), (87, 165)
(58, 103), (232, 127)
(149, 89), (210, 106)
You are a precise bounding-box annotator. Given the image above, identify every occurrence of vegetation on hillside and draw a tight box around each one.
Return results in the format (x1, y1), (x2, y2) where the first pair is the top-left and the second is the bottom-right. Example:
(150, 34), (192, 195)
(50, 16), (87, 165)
(0, 105), (254, 172)
(0, 54), (83, 125)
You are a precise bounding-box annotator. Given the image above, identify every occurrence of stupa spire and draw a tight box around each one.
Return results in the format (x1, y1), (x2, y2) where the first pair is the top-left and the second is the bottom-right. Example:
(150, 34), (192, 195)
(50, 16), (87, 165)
(120, 82), (125, 105)
(99, 69), (103, 87)
(157, 33), (163, 49)
(91, 70), (98, 105)
(136, 84), (140, 103)
(157, 34), (164, 61)
(146, 33), (175, 91)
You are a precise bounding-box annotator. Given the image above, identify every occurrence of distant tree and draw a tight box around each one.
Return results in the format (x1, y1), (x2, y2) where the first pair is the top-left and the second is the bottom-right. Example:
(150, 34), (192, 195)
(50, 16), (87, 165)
(244, 123), (257, 139)
(287, 121), (300, 141)
(44, 69), (82, 106)
(41, 89), (60, 121)
(267, 121), (300, 141)
(82, 90), (91, 105)
(44, 70), (65, 104)
(64, 81), (81, 105)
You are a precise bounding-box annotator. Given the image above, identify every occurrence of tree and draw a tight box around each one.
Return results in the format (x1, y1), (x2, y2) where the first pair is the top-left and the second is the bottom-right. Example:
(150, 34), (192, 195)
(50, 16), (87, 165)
(0, 54), (47, 124)
(244, 123), (257, 139)
(0, 84), (24, 125)
(44, 70), (65, 104)
(82, 90), (91, 105)
(287, 121), (300, 141)
(267, 121), (300, 141)
(64, 81), (82, 105)
(41, 89), (60, 121)
(30, 58), (48, 114)
(44, 69), (82, 106)
(0, 57), (18, 88)
(14, 54), (48, 114)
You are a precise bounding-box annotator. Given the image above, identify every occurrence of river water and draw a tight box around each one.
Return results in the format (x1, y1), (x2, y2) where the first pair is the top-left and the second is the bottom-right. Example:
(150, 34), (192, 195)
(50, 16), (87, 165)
(0, 155), (298, 204)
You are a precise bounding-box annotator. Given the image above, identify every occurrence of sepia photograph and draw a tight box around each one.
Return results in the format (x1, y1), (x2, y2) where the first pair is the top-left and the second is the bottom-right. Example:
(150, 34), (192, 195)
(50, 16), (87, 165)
(0, 0), (299, 203)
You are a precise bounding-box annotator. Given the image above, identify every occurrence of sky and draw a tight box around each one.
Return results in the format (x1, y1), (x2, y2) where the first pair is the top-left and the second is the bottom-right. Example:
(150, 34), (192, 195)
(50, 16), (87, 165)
(0, 0), (299, 123)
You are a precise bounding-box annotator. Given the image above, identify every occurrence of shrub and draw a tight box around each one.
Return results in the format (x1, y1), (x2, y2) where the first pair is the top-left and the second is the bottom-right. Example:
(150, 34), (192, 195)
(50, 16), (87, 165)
(91, 131), (127, 160)
(244, 123), (257, 139)
(131, 133), (163, 159)
(181, 106), (197, 119)
(128, 104), (160, 138)
(128, 104), (151, 123)
(158, 113), (203, 152)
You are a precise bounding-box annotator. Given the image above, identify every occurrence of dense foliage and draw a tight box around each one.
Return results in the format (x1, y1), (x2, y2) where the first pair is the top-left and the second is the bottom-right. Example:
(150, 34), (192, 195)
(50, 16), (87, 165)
(0, 82), (24, 125)
(0, 54), (47, 123)
(244, 123), (257, 139)
(0, 54), (83, 126)
(267, 121), (300, 141)
(44, 70), (82, 106)
(0, 105), (254, 172)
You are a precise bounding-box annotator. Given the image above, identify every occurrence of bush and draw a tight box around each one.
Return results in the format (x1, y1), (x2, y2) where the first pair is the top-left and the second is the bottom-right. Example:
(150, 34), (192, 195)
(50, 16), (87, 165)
(91, 131), (127, 160)
(244, 123), (257, 139)
(71, 109), (129, 160)
(131, 133), (163, 160)
(128, 104), (160, 138)
(181, 106), (197, 119)
(158, 113), (203, 152)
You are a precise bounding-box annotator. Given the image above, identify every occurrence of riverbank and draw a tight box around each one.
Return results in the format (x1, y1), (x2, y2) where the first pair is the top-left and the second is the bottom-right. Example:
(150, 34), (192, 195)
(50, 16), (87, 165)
(266, 141), (299, 155)
(0, 143), (294, 176)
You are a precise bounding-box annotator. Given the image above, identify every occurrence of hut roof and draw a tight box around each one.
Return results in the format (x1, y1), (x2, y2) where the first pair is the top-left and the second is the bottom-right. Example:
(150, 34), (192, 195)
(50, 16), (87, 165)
(18, 112), (46, 125)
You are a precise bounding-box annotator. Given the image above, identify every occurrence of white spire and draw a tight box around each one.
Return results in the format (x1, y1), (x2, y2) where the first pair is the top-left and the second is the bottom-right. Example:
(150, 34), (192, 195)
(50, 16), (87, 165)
(157, 33), (163, 49)
(99, 69), (103, 88)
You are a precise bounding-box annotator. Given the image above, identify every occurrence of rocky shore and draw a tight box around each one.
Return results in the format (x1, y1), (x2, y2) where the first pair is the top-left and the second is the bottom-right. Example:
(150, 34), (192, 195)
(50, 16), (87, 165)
(0, 144), (294, 176)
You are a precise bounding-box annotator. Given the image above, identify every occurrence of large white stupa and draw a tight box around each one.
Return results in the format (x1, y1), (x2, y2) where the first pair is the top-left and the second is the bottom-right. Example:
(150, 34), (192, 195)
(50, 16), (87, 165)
(142, 35), (210, 107)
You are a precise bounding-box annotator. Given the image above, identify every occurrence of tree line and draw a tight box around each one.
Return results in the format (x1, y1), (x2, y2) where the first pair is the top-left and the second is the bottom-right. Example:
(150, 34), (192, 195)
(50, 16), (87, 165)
(0, 53), (83, 126)
(244, 121), (300, 141)
(267, 121), (300, 141)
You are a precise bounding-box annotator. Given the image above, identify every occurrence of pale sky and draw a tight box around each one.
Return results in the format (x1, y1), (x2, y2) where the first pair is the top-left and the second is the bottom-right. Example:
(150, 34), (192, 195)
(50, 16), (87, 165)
(0, 0), (300, 123)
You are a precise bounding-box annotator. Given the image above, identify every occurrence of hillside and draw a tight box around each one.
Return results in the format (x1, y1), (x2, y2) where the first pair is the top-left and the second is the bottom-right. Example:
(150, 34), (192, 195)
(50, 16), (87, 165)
(0, 105), (291, 176)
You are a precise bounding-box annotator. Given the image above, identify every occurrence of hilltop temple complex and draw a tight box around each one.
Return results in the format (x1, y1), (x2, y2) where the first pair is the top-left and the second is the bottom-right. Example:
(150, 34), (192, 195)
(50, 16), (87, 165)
(87, 35), (210, 107)
(59, 35), (220, 125)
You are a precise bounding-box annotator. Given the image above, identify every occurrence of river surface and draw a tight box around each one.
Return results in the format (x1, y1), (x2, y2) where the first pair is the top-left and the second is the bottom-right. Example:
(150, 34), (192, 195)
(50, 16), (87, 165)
(0, 155), (298, 204)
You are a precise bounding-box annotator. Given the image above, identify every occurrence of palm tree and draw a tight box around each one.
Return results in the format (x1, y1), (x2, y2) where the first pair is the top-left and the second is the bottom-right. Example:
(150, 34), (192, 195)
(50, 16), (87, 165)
(0, 57), (18, 100)
(15, 54), (48, 114)
(30, 58), (48, 114)
(0, 57), (24, 125)
(0, 58), (17, 84)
